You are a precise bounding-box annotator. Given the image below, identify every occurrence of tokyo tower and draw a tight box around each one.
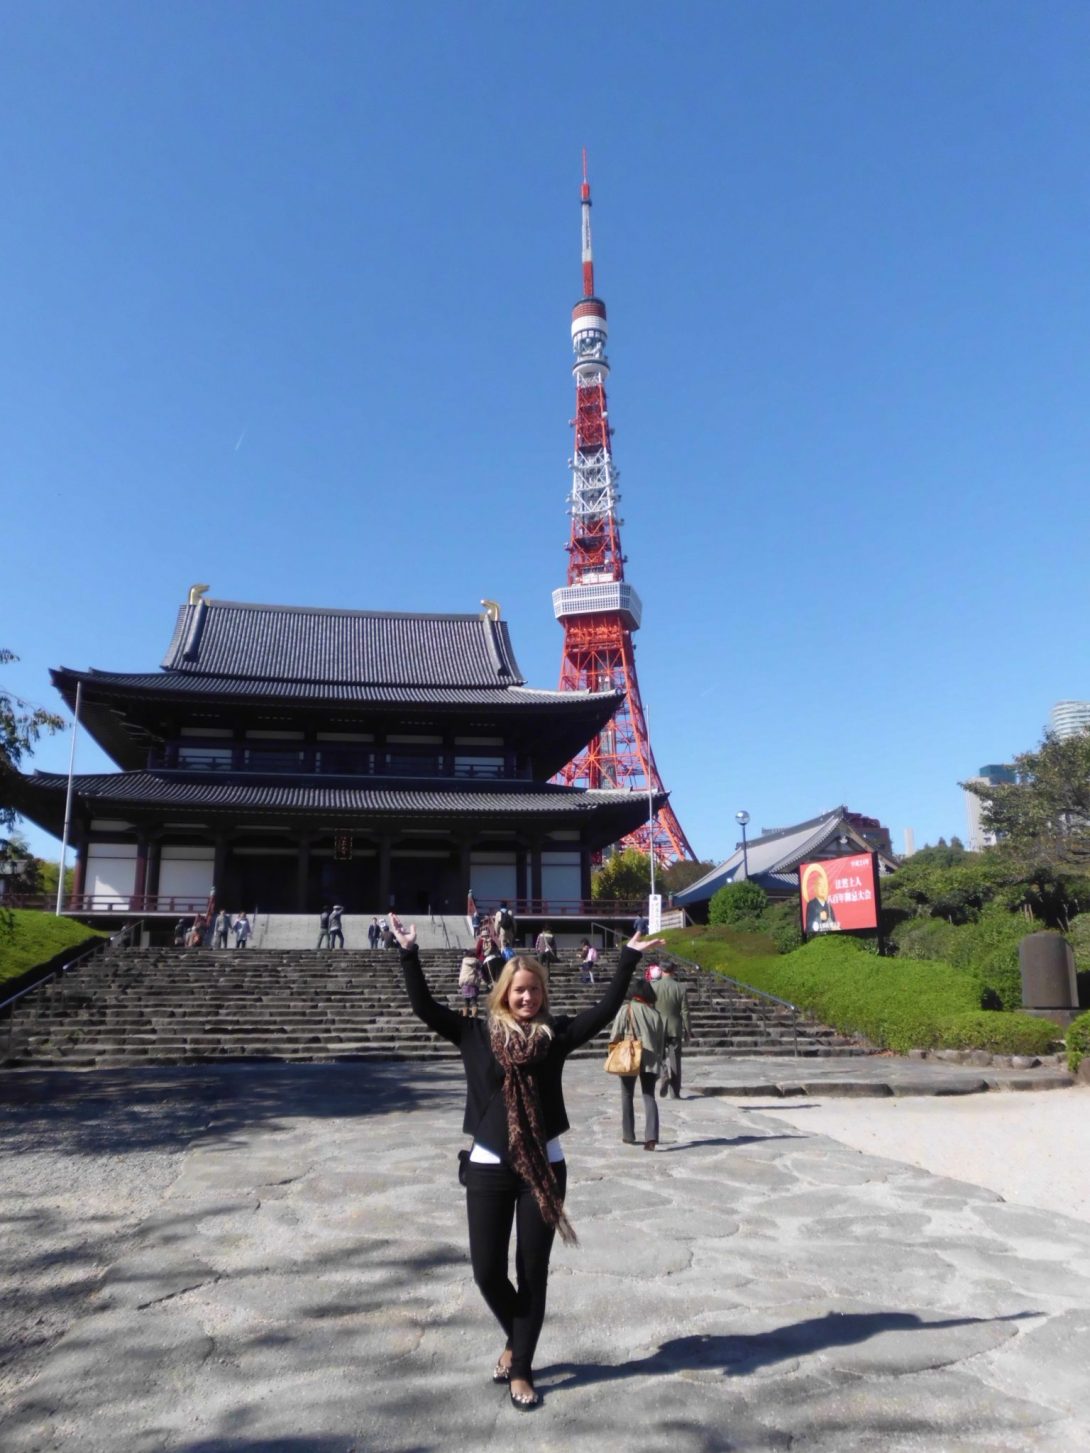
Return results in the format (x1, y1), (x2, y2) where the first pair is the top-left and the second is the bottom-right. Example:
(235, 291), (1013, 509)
(552, 155), (695, 863)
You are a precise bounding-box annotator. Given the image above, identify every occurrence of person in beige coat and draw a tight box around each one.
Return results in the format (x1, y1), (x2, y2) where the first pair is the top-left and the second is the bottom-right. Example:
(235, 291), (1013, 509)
(609, 980), (666, 1150)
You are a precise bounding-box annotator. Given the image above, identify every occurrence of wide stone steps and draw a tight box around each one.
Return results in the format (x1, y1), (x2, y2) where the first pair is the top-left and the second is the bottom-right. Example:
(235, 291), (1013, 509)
(2, 947), (867, 1068)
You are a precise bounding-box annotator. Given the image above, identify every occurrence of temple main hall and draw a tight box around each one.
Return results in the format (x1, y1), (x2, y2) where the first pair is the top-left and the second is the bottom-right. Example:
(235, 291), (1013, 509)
(17, 592), (662, 920)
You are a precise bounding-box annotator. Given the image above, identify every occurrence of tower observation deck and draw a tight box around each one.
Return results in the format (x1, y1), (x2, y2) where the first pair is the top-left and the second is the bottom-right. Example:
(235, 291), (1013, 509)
(552, 157), (695, 863)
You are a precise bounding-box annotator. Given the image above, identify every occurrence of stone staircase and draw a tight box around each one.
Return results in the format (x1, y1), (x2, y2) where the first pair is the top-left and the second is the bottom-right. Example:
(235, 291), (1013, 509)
(0, 946), (869, 1069)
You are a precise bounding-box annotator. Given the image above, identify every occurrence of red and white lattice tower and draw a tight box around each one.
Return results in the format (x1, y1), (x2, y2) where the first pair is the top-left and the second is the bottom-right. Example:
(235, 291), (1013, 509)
(552, 155), (695, 863)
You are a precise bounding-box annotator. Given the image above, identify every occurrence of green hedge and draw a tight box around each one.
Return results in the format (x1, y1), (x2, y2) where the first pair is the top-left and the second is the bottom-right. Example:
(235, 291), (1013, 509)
(662, 928), (1059, 1056)
(890, 916), (960, 963)
(1066, 1011), (1090, 1073)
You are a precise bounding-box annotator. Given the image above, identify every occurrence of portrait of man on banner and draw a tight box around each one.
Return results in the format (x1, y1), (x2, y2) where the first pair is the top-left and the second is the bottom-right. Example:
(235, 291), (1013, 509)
(801, 863), (839, 935)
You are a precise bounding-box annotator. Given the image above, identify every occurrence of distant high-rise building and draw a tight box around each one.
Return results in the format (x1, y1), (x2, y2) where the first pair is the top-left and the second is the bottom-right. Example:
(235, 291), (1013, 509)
(1049, 701), (1090, 740)
(964, 763), (1016, 851)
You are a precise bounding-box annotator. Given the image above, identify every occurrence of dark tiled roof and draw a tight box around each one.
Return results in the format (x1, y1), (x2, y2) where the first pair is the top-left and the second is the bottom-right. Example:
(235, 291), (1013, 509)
(53, 668), (617, 711)
(22, 770), (658, 818)
(675, 807), (896, 905)
(162, 599), (525, 687)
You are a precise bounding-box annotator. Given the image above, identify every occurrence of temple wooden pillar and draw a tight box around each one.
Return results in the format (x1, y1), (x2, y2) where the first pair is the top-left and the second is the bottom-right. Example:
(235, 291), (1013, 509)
(132, 832), (149, 911)
(378, 835), (392, 911)
(296, 834), (312, 912)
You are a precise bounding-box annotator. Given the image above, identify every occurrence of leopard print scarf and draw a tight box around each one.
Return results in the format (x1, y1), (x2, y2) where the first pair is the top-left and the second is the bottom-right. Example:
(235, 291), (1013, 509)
(489, 1019), (577, 1245)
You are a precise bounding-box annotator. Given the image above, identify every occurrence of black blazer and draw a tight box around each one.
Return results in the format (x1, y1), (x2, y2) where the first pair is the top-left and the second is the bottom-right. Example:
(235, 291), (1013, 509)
(401, 944), (642, 1159)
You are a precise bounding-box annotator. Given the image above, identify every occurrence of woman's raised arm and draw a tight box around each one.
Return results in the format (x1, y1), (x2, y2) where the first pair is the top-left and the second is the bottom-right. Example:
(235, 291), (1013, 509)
(391, 915), (464, 1045)
(563, 935), (666, 1049)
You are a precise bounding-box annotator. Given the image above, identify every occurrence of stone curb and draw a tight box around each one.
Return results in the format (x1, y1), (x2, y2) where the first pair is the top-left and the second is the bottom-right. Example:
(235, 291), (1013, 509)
(696, 1073), (1076, 1099)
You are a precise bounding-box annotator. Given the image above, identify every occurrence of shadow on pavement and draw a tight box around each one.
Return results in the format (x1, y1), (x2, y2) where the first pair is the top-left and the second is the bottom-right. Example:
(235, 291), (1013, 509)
(655, 1134), (809, 1153)
(0, 1062), (461, 1156)
(541, 1309), (1041, 1385)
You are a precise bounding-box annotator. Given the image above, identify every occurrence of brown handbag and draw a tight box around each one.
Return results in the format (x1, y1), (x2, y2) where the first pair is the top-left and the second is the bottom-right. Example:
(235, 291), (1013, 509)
(604, 1004), (643, 1076)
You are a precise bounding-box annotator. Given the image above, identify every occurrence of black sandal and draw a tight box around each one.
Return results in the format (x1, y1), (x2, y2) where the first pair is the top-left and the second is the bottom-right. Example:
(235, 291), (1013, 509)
(510, 1384), (539, 1411)
(492, 1354), (512, 1384)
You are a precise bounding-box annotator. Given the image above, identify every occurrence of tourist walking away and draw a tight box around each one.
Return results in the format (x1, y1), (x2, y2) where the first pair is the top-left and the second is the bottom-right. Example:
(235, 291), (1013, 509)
(655, 961), (692, 1099)
(392, 912), (664, 1412)
(578, 938), (598, 984)
(233, 912), (251, 949)
(459, 953), (482, 1017)
(480, 939), (504, 988)
(317, 906), (331, 949)
(173, 918), (187, 947)
(329, 904), (345, 949)
(368, 916), (380, 950)
(534, 928), (557, 965)
(185, 914), (204, 949)
(214, 909), (231, 949)
(494, 901), (516, 947)
(610, 979), (665, 1150)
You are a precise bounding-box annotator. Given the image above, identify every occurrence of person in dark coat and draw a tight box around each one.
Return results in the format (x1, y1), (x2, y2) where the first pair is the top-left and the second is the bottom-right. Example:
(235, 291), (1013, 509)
(393, 912), (664, 1412)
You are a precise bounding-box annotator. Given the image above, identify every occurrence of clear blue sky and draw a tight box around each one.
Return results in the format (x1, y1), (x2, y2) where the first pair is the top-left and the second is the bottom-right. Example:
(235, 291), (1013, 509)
(5, 1), (1090, 865)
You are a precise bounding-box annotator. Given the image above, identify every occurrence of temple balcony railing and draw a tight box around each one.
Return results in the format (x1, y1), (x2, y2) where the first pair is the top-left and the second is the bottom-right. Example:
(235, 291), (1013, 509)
(474, 898), (650, 921)
(58, 894), (214, 916)
(152, 741), (528, 781)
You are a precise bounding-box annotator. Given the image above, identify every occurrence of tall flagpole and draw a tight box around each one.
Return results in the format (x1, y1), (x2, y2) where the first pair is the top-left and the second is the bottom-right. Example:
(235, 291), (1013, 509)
(55, 680), (82, 916)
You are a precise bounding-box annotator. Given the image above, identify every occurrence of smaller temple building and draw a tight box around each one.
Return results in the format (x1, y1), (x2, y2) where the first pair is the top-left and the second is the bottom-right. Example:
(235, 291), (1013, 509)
(674, 807), (897, 919)
(16, 593), (663, 920)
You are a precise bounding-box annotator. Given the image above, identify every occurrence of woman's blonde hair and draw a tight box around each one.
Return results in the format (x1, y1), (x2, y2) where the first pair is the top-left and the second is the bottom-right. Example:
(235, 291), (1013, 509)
(487, 955), (554, 1042)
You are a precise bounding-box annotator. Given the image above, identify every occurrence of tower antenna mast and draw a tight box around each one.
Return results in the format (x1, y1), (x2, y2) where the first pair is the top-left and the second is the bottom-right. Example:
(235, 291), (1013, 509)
(552, 156), (695, 864)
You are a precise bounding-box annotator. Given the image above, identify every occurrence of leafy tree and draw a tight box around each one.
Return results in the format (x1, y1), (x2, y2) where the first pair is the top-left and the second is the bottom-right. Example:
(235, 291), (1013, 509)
(591, 848), (652, 902)
(1, 651), (63, 933)
(906, 839), (968, 869)
(881, 849), (1010, 924)
(1, 650), (63, 834)
(709, 880), (768, 926)
(962, 731), (1090, 870)
(0, 830), (42, 894)
(660, 858), (716, 896)
(36, 858), (74, 899)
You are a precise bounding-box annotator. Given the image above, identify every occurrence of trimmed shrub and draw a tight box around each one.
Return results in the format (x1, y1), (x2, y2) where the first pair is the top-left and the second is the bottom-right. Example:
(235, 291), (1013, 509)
(763, 899), (804, 955)
(936, 1011), (1056, 1055)
(1066, 1010), (1090, 1073)
(945, 904), (1034, 974)
(890, 917), (959, 963)
(973, 943), (1024, 1012)
(660, 928), (1058, 1056)
(709, 881), (768, 926)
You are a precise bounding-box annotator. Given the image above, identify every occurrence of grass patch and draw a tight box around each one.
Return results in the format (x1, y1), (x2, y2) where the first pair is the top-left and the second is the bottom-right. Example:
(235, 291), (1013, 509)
(0, 908), (107, 987)
(1067, 1011), (1090, 1073)
(662, 926), (1059, 1056)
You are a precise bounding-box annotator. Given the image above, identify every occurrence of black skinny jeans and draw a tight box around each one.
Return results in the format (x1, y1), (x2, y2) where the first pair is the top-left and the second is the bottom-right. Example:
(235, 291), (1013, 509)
(464, 1160), (567, 1382)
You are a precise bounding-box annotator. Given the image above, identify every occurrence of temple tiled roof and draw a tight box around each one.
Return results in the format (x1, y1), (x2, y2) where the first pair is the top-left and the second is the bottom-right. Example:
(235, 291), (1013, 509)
(162, 599), (525, 686)
(52, 668), (615, 710)
(674, 808), (895, 904)
(19, 770), (663, 822)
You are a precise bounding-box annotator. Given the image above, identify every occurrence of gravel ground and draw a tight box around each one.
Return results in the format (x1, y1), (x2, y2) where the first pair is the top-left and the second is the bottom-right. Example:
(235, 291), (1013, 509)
(760, 1089), (1090, 1225)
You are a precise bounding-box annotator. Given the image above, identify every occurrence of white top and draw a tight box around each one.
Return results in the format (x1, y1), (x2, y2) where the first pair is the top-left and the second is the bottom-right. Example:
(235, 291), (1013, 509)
(470, 1137), (565, 1165)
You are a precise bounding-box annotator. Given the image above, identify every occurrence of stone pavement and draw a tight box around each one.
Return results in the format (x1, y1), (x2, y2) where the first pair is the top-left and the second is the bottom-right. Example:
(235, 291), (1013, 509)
(1, 1059), (1088, 1452)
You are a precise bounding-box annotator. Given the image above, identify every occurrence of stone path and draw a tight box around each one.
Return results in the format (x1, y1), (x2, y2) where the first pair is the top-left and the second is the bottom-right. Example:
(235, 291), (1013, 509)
(1, 1060), (1088, 1451)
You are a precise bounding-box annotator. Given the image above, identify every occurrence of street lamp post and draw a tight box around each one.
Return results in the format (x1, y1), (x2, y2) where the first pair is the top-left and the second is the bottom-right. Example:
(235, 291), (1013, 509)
(735, 809), (750, 881)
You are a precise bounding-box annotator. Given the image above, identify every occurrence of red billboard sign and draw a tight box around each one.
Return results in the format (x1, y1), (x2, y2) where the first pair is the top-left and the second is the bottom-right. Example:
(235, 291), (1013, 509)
(799, 852), (879, 935)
